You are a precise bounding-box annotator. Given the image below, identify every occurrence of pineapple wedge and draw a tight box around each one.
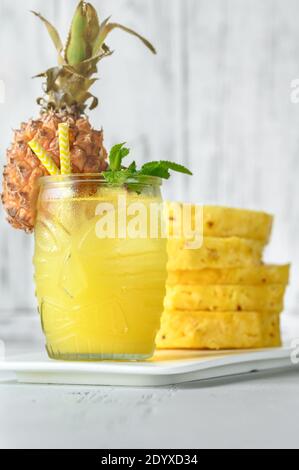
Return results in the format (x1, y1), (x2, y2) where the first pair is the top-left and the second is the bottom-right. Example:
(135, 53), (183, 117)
(167, 264), (290, 286)
(156, 310), (281, 350)
(167, 237), (264, 270)
(168, 204), (273, 242)
(165, 284), (286, 312)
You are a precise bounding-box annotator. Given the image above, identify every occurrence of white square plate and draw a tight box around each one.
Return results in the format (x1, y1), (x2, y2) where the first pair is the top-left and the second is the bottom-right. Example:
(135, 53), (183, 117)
(1, 315), (298, 387)
(0, 345), (297, 386)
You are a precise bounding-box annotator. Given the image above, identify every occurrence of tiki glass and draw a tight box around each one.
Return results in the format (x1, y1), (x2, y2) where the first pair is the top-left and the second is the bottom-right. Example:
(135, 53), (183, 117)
(33, 175), (167, 361)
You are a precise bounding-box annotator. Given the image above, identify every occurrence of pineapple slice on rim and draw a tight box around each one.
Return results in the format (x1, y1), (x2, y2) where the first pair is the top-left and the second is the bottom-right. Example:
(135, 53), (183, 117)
(1, 1), (156, 232)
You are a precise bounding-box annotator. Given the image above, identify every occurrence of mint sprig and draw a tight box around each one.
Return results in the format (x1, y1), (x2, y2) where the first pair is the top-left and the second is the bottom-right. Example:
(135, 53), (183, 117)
(102, 143), (192, 187)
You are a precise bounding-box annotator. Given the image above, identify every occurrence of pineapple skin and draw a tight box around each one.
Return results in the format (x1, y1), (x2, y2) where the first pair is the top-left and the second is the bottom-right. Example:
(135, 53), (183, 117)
(2, 112), (107, 232)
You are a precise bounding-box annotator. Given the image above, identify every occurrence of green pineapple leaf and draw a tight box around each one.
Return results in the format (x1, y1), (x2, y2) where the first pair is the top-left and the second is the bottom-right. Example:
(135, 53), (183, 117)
(33, 2), (157, 114)
(65, 1), (89, 65)
(85, 2), (101, 44)
(65, 1), (102, 66)
(31, 11), (64, 64)
(93, 18), (157, 57)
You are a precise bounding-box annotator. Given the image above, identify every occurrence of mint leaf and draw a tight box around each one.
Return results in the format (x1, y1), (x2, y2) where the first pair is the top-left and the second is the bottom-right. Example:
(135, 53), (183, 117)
(140, 162), (171, 179)
(159, 161), (193, 176)
(127, 161), (137, 173)
(109, 143), (130, 171)
(103, 169), (132, 185)
(140, 161), (192, 179)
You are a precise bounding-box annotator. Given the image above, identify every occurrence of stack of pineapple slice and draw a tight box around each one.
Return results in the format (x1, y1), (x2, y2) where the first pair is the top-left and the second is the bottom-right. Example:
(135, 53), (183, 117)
(156, 206), (290, 350)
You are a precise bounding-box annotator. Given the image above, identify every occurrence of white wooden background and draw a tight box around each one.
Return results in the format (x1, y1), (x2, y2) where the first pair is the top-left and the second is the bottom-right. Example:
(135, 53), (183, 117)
(0, 0), (298, 340)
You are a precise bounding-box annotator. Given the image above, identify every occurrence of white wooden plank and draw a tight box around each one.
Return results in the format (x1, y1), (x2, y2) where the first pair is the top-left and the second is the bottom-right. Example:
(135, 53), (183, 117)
(0, 0), (179, 312)
(0, 0), (60, 311)
(186, 0), (299, 311)
(0, 0), (298, 319)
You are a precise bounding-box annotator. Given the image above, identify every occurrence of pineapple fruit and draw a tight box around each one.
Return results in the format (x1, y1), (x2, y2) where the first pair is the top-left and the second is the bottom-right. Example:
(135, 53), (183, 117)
(157, 205), (290, 350)
(168, 204), (273, 242)
(157, 310), (281, 349)
(167, 264), (290, 286)
(167, 237), (265, 270)
(165, 284), (285, 312)
(1, 1), (156, 232)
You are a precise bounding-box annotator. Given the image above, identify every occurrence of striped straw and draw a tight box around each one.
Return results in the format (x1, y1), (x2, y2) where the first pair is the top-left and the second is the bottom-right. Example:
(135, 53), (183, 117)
(58, 123), (72, 175)
(28, 139), (60, 175)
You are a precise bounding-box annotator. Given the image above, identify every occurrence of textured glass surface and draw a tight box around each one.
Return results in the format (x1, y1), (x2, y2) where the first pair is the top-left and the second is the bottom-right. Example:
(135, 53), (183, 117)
(33, 176), (167, 361)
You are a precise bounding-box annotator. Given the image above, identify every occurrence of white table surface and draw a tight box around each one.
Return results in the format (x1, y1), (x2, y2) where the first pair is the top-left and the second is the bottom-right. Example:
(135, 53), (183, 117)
(0, 314), (299, 449)
(0, 355), (299, 449)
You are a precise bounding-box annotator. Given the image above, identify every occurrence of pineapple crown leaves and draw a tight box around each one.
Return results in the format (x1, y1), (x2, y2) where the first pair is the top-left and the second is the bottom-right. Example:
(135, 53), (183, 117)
(103, 143), (192, 188)
(32, 1), (156, 114)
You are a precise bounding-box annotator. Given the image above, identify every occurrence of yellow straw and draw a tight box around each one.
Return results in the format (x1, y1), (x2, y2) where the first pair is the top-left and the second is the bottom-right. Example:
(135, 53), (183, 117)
(28, 139), (60, 176)
(58, 123), (72, 175)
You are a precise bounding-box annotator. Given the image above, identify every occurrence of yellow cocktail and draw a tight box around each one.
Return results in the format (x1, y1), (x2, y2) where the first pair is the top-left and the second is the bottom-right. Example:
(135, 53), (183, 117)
(33, 175), (167, 360)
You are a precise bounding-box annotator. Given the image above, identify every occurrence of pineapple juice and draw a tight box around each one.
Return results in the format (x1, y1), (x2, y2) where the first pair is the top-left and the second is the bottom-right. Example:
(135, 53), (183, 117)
(33, 177), (167, 360)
